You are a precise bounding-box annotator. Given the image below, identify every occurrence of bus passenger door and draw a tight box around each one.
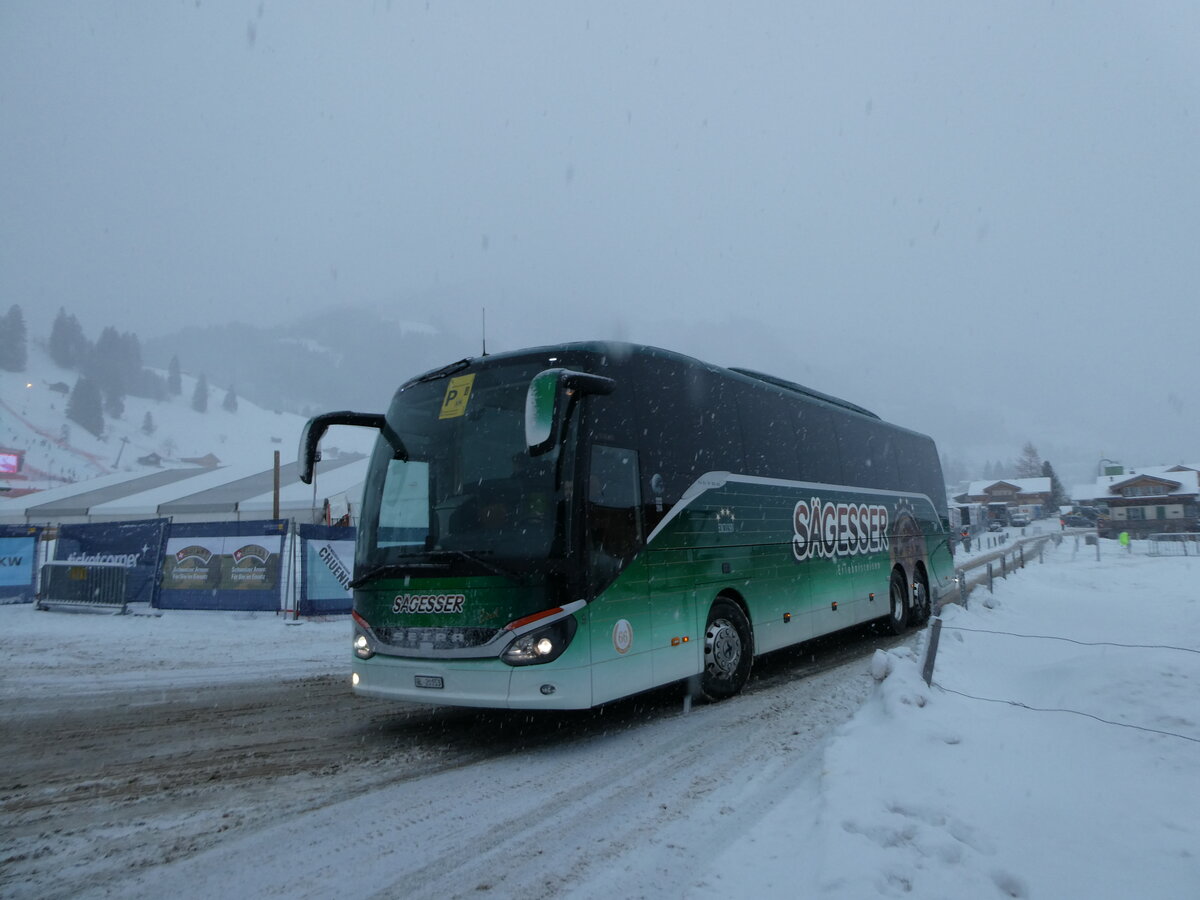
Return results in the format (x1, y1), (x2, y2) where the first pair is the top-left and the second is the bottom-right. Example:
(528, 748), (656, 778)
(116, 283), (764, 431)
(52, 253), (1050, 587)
(586, 445), (653, 705)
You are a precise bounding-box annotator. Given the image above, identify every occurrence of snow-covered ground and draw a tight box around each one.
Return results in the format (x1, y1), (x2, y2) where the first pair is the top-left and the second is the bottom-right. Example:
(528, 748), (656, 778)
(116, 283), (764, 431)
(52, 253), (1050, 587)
(703, 538), (1200, 898)
(1, 538), (1197, 898)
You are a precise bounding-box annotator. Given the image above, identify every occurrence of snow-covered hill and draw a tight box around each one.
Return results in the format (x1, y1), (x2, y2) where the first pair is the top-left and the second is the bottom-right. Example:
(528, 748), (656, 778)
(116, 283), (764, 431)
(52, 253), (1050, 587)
(0, 342), (373, 495)
(142, 306), (468, 417)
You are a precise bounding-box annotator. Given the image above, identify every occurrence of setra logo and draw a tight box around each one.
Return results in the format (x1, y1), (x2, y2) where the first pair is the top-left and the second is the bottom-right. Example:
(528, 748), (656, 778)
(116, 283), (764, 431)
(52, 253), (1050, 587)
(392, 593), (466, 614)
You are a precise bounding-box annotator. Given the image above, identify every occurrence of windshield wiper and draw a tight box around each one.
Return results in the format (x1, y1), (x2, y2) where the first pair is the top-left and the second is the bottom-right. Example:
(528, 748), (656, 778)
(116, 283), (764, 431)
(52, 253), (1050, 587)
(426, 549), (527, 583)
(348, 561), (448, 589)
(411, 358), (471, 385)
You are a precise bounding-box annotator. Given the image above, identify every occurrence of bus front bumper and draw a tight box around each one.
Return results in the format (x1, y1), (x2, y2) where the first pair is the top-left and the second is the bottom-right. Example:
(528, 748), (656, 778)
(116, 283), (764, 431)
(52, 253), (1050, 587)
(351, 654), (593, 710)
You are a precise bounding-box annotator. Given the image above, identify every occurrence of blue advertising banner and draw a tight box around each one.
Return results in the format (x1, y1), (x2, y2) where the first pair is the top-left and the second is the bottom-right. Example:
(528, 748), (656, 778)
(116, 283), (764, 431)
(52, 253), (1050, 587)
(54, 519), (169, 606)
(160, 519), (287, 611)
(298, 524), (355, 615)
(0, 525), (43, 604)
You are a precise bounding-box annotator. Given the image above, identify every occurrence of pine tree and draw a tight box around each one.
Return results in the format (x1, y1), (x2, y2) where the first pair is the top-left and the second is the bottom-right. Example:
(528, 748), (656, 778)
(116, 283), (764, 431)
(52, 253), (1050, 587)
(88, 326), (127, 409)
(1015, 441), (1042, 478)
(66, 376), (105, 437)
(48, 308), (71, 367)
(1042, 460), (1070, 508)
(192, 372), (208, 412)
(103, 384), (125, 418)
(222, 386), (238, 412)
(0, 304), (28, 371)
(48, 308), (90, 369)
(168, 356), (182, 395)
(142, 411), (156, 435)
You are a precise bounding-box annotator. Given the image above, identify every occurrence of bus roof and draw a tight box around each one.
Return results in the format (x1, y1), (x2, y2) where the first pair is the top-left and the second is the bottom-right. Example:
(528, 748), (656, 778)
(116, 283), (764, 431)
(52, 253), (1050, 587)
(400, 341), (879, 418)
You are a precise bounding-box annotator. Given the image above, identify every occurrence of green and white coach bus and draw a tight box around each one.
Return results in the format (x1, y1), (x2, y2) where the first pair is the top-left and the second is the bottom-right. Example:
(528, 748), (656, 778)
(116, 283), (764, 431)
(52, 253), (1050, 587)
(299, 342), (953, 709)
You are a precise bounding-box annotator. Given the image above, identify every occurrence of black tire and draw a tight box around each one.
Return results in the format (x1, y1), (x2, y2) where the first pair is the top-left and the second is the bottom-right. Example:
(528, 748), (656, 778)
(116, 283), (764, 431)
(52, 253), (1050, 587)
(911, 572), (931, 626)
(886, 569), (909, 635)
(699, 598), (754, 701)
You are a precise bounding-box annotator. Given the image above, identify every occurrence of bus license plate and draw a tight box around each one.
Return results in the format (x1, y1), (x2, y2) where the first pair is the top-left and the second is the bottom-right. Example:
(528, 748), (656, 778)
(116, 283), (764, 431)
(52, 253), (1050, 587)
(414, 675), (444, 689)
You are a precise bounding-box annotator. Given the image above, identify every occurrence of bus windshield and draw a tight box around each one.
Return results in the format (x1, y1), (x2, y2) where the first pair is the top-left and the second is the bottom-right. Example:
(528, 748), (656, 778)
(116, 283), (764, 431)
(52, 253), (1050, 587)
(356, 361), (565, 577)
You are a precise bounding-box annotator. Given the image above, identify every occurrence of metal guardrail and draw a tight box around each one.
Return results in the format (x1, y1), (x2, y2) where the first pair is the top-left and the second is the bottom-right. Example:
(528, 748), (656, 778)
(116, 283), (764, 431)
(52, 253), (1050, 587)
(1147, 533), (1200, 557)
(37, 561), (129, 614)
(949, 532), (1062, 606)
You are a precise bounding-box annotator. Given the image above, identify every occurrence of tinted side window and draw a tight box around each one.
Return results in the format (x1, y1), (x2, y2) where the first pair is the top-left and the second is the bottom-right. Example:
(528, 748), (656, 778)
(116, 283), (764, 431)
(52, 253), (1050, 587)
(633, 355), (743, 499)
(836, 415), (899, 490)
(795, 403), (844, 485)
(730, 381), (799, 479)
(588, 445), (643, 591)
(583, 362), (641, 449)
(894, 430), (948, 514)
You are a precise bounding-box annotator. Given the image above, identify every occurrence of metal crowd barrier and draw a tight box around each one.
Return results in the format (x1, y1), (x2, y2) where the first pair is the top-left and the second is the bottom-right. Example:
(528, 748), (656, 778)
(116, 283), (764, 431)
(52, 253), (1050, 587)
(1147, 533), (1200, 557)
(37, 561), (129, 614)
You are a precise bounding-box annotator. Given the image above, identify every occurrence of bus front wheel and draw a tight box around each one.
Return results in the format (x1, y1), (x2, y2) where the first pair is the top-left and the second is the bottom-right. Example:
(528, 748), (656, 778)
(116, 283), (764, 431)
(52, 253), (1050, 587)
(700, 598), (754, 700)
(886, 569), (909, 635)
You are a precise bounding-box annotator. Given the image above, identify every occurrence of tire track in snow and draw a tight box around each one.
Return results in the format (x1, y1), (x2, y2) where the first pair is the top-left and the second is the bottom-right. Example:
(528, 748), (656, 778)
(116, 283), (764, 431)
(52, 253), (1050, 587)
(1, 624), (917, 899)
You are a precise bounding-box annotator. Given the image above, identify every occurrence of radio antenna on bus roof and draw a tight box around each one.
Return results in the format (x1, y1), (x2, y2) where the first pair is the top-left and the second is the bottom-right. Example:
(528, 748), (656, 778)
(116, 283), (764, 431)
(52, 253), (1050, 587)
(481, 307), (488, 357)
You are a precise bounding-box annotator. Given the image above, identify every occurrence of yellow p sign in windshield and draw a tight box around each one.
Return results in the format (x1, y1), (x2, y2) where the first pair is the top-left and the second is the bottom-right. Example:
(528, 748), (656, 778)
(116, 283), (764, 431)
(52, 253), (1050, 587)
(439, 374), (476, 419)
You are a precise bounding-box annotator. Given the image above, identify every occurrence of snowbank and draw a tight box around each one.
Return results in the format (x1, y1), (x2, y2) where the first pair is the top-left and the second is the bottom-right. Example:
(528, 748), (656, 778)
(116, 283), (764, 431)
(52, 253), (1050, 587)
(0, 606), (348, 701)
(700, 543), (1200, 898)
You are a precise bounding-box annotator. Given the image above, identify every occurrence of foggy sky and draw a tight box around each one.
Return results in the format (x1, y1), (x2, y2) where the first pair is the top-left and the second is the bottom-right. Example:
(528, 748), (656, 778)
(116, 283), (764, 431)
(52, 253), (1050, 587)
(3, 1), (1198, 485)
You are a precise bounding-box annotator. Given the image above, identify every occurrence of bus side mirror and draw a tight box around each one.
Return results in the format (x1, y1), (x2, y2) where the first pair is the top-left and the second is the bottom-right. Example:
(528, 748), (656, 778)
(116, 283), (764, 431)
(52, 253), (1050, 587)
(525, 368), (615, 457)
(298, 411), (388, 484)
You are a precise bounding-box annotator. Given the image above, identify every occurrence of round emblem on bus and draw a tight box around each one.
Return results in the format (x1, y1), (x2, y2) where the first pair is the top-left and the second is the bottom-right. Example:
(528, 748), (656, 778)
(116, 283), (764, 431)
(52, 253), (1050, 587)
(612, 619), (634, 654)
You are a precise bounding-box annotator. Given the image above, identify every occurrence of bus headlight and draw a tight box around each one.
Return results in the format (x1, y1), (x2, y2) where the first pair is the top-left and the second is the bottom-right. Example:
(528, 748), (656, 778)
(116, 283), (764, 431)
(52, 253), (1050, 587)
(354, 633), (375, 660)
(501, 616), (577, 666)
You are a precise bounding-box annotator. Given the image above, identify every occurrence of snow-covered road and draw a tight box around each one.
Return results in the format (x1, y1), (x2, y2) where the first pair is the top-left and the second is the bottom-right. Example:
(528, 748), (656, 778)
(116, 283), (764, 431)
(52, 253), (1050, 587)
(1, 610), (906, 899)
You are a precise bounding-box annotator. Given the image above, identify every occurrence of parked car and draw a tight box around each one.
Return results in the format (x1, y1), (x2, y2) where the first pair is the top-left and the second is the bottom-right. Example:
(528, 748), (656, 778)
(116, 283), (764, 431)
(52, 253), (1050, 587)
(1009, 514), (1030, 528)
(987, 521), (1004, 532)
(1063, 515), (1093, 527)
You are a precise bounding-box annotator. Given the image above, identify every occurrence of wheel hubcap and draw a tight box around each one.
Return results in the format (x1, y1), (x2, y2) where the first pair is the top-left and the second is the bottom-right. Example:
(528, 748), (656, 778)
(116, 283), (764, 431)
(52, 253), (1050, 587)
(705, 619), (742, 677)
(891, 584), (905, 621)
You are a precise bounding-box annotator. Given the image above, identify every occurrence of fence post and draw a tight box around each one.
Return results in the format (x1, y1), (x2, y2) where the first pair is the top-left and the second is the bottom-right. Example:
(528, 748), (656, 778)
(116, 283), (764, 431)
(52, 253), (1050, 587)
(922, 617), (943, 686)
(290, 519), (300, 620)
(1020, 545), (1025, 569)
(987, 563), (993, 593)
(1001, 555), (1007, 579)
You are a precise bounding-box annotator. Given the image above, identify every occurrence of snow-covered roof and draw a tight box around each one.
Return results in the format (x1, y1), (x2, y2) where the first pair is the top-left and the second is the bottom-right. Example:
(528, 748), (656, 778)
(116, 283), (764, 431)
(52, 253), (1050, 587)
(0, 467), (205, 524)
(1, 455), (366, 524)
(1073, 467), (1200, 501)
(966, 477), (1051, 496)
(9, 466), (213, 523)
(238, 457), (368, 519)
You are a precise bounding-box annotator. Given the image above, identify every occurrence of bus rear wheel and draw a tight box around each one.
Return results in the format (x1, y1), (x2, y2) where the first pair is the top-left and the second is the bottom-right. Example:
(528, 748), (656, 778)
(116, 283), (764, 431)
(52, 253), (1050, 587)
(911, 573), (931, 626)
(886, 569), (909, 635)
(700, 598), (753, 701)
